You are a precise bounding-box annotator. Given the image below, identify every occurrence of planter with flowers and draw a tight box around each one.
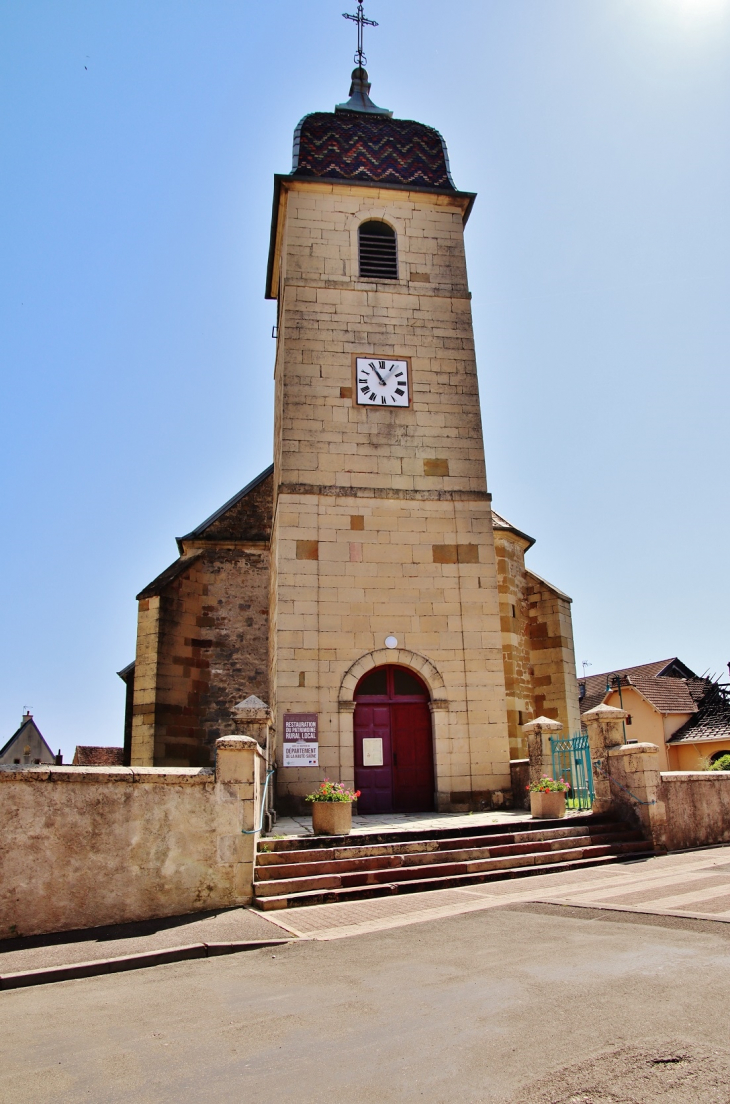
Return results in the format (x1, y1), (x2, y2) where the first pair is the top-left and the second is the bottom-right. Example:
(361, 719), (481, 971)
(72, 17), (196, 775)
(305, 779), (360, 836)
(528, 776), (570, 819)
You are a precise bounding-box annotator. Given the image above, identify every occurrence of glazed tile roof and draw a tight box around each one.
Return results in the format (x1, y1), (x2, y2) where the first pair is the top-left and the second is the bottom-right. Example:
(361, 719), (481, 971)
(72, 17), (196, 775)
(292, 112), (455, 190)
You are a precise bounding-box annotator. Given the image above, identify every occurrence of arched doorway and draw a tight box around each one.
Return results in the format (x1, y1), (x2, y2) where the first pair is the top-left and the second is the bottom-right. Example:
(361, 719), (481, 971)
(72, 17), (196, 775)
(354, 665), (434, 814)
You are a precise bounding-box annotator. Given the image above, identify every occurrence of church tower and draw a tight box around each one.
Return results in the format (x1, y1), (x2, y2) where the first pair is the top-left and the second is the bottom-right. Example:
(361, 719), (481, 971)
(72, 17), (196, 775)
(125, 11), (580, 807)
(266, 56), (513, 812)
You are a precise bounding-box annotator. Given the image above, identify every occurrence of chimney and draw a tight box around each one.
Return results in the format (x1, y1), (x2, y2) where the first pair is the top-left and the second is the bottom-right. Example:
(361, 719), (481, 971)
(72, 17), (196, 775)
(22, 710), (32, 726)
(55, 750), (63, 766)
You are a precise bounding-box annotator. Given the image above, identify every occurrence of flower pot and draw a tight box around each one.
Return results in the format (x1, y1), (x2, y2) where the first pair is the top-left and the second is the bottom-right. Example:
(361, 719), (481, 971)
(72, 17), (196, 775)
(530, 790), (566, 819)
(311, 801), (353, 836)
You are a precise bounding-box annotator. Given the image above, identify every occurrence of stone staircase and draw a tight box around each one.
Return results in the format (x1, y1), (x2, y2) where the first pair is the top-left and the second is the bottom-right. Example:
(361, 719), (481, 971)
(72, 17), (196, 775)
(253, 814), (651, 910)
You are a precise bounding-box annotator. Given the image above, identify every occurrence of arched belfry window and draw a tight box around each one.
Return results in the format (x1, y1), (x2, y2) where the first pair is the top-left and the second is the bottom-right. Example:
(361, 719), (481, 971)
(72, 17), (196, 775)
(358, 221), (398, 281)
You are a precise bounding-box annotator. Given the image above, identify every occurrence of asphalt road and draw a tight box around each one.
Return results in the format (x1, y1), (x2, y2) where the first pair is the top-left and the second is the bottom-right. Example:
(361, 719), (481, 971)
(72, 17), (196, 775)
(3, 903), (730, 1104)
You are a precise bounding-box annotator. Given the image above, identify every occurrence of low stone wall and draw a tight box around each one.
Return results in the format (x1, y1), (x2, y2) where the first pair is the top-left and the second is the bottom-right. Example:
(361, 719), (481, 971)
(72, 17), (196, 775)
(661, 772), (730, 851)
(0, 736), (265, 939)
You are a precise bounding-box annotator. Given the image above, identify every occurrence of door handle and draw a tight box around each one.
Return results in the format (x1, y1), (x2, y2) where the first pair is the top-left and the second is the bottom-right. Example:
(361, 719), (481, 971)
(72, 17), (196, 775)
(393, 752), (398, 766)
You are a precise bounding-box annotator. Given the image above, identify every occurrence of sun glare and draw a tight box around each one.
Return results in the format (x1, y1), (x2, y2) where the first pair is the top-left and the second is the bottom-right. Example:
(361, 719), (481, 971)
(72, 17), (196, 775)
(667, 0), (729, 17)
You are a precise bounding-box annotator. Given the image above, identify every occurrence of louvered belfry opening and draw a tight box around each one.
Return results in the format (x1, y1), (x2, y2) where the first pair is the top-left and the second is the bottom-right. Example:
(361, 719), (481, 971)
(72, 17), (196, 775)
(358, 220), (398, 280)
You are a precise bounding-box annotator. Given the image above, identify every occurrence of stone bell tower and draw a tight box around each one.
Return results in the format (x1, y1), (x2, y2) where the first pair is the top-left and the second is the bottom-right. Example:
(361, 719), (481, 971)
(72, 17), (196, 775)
(266, 63), (514, 812)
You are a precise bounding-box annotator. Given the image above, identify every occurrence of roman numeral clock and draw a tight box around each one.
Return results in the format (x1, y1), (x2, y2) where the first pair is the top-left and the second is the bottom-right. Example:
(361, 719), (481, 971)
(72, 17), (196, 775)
(355, 357), (410, 407)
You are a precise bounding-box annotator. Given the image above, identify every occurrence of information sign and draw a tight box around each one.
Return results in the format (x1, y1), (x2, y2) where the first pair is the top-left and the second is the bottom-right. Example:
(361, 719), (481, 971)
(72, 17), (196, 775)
(282, 713), (319, 767)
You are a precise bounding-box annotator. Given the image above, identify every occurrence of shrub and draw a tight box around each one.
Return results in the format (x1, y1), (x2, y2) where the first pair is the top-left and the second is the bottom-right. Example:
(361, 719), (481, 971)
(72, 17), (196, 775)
(709, 754), (730, 772)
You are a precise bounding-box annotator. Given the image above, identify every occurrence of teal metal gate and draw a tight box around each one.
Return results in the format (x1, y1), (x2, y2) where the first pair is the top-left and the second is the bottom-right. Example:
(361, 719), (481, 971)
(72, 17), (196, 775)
(549, 733), (594, 810)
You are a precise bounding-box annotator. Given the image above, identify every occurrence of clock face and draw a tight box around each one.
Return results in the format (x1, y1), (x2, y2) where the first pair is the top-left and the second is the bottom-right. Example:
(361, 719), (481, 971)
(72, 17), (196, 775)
(355, 358), (409, 407)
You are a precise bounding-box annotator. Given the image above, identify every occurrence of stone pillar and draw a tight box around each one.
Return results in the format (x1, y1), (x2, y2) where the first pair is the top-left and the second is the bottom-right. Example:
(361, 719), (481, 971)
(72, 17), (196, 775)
(522, 716), (563, 789)
(605, 743), (667, 852)
(338, 701), (357, 794)
(234, 695), (274, 829)
(215, 734), (267, 904)
(429, 699), (451, 811)
(582, 703), (627, 814)
(234, 695), (273, 754)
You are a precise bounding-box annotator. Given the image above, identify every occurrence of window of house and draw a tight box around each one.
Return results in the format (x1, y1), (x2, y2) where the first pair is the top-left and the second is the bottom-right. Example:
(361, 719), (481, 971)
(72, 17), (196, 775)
(358, 221), (398, 281)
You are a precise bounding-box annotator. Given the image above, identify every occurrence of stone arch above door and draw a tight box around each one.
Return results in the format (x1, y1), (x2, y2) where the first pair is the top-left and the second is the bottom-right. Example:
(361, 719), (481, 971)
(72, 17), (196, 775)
(339, 649), (448, 709)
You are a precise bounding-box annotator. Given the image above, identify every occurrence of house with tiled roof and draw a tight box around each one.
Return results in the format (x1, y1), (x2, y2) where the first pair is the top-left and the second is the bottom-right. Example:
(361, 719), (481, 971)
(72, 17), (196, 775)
(579, 658), (730, 770)
(0, 713), (58, 766)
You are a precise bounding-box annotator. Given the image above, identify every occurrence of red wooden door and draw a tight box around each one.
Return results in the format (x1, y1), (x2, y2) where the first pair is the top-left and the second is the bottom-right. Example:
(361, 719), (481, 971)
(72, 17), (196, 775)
(354, 666), (434, 814)
(353, 703), (393, 813)
(391, 701), (434, 813)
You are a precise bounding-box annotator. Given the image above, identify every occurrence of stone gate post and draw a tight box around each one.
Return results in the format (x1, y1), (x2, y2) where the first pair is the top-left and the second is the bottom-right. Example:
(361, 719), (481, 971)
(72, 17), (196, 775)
(522, 716), (563, 789)
(582, 703), (627, 814)
(214, 735), (267, 904)
(234, 695), (274, 830)
(605, 742), (667, 851)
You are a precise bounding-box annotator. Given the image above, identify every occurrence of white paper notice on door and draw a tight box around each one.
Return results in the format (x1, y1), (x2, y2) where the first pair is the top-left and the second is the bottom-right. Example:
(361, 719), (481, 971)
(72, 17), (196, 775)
(362, 737), (384, 767)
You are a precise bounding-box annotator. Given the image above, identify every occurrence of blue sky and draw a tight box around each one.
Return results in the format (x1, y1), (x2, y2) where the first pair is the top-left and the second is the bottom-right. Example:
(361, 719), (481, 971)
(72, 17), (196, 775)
(1, 0), (728, 757)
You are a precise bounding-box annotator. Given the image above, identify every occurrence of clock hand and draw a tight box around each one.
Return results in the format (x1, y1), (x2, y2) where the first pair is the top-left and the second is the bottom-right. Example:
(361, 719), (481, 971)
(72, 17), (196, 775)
(369, 362), (387, 385)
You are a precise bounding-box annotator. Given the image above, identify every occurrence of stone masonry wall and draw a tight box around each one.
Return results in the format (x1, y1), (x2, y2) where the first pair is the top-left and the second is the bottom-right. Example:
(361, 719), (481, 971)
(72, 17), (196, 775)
(493, 530), (533, 759)
(0, 738), (264, 938)
(131, 550), (269, 767)
(269, 181), (512, 811)
(130, 470), (273, 768)
(526, 572), (581, 737)
(661, 772), (730, 851)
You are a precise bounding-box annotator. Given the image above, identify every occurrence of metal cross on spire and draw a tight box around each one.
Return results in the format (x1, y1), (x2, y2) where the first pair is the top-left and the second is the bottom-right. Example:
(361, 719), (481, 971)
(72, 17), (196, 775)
(343, 2), (378, 69)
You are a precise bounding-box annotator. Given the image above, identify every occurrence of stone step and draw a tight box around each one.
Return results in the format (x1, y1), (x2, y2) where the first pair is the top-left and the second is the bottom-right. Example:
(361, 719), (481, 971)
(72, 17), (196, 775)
(254, 829), (645, 883)
(253, 850), (654, 911)
(256, 819), (637, 867)
(258, 813), (606, 855)
(254, 839), (648, 899)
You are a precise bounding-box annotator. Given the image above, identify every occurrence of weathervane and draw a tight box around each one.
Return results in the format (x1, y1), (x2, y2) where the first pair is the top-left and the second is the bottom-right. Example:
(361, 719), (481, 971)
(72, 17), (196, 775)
(343, 2), (378, 69)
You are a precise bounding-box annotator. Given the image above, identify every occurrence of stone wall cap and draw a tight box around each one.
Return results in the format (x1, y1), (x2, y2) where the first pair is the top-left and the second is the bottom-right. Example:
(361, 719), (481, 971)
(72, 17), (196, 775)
(234, 696), (271, 719)
(582, 703), (628, 722)
(607, 742), (660, 756)
(522, 716), (563, 734)
(661, 770), (730, 780)
(216, 735), (262, 751)
(0, 765), (213, 783)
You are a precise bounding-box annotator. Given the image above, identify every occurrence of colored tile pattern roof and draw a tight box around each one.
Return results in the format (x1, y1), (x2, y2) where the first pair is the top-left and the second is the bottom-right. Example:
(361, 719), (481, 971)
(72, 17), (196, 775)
(292, 112), (455, 190)
(72, 746), (125, 766)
